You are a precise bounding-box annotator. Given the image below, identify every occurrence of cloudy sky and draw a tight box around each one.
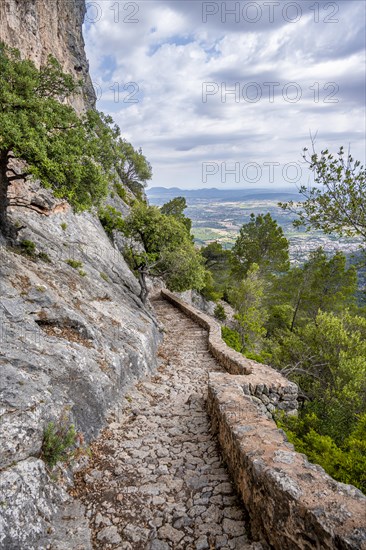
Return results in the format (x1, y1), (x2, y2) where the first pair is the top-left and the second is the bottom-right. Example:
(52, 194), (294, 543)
(83, 0), (365, 189)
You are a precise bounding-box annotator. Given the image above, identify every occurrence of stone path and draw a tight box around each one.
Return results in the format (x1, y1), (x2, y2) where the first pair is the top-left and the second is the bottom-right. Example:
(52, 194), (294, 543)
(74, 296), (261, 550)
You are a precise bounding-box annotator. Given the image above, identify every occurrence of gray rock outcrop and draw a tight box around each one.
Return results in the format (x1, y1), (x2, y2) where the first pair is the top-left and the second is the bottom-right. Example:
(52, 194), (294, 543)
(0, 175), (161, 547)
(0, 2), (160, 547)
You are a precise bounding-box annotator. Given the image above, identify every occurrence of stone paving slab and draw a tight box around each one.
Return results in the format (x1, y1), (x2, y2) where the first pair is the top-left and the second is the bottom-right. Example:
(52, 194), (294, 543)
(73, 297), (264, 549)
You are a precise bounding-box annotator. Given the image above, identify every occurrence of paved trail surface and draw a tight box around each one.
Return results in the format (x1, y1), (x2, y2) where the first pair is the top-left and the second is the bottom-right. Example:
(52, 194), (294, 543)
(75, 296), (261, 550)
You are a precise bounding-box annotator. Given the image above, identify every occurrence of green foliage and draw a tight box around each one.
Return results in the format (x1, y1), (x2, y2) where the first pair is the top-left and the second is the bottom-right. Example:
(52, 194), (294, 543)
(229, 264), (269, 353)
(280, 146), (366, 241)
(232, 213), (289, 278)
(41, 417), (77, 468)
(200, 270), (222, 302)
(19, 239), (36, 256)
(271, 310), (366, 445)
(60, 223), (67, 231)
(113, 140), (151, 199)
(0, 43), (152, 226)
(98, 205), (125, 237)
(222, 324), (272, 363)
(221, 326), (243, 353)
(0, 44), (110, 213)
(66, 259), (83, 269)
(114, 182), (128, 203)
(18, 240), (52, 262)
(214, 303), (227, 321)
(160, 196), (192, 233)
(123, 202), (206, 302)
(269, 248), (357, 331)
(277, 412), (366, 493)
(201, 242), (233, 299)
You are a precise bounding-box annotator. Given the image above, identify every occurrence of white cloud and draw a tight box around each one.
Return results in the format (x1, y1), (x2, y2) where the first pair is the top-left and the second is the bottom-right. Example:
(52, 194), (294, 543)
(83, 0), (366, 189)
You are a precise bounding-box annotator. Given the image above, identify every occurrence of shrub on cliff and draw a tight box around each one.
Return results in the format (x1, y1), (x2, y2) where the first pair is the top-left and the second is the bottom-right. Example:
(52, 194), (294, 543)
(214, 303), (227, 321)
(41, 416), (77, 469)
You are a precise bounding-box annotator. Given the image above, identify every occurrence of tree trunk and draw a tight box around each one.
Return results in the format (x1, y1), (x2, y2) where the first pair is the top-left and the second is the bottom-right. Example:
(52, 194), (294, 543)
(290, 292), (302, 332)
(138, 270), (149, 305)
(0, 150), (9, 236)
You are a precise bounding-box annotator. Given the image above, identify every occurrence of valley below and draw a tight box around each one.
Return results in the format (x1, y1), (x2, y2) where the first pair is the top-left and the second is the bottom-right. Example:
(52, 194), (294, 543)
(147, 187), (363, 264)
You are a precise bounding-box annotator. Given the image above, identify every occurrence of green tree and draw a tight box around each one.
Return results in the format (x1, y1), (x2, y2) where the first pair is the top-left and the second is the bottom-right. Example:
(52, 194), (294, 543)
(201, 241), (233, 299)
(229, 264), (269, 353)
(201, 241), (232, 269)
(277, 411), (366, 492)
(273, 248), (357, 331)
(0, 44), (110, 234)
(232, 213), (289, 278)
(114, 140), (152, 199)
(0, 43), (152, 238)
(123, 202), (206, 303)
(272, 311), (366, 440)
(280, 145), (366, 242)
(160, 196), (192, 233)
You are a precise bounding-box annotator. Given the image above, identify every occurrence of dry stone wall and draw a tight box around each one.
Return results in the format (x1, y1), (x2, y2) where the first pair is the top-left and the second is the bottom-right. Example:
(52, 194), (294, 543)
(208, 374), (366, 550)
(161, 290), (366, 550)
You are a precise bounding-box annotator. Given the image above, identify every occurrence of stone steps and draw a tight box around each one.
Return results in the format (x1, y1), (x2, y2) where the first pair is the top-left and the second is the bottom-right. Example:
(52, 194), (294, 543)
(73, 298), (263, 550)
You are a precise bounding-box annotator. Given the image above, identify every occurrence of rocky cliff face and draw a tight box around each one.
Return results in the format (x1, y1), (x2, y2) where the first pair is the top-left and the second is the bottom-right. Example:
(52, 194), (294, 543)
(0, 2), (160, 548)
(0, 0), (95, 111)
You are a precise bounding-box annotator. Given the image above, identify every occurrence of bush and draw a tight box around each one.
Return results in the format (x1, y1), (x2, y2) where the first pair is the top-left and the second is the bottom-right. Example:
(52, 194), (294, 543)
(66, 259), (83, 269)
(41, 417), (77, 468)
(200, 271), (222, 302)
(19, 240), (36, 256)
(277, 411), (366, 493)
(114, 182), (128, 203)
(214, 303), (227, 321)
(125, 180), (145, 202)
(244, 350), (273, 363)
(98, 205), (125, 237)
(221, 326), (243, 353)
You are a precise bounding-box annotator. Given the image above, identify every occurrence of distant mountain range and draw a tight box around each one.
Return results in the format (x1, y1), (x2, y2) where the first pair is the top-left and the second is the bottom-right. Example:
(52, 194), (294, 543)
(146, 187), (302, 202)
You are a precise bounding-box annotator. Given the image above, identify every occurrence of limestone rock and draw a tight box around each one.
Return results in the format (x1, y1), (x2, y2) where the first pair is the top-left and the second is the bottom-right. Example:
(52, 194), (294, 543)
(0, 0), (95, 112)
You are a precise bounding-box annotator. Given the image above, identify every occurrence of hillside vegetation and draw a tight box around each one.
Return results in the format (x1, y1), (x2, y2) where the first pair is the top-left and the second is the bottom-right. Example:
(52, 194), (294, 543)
(201, 152), (366, 492)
